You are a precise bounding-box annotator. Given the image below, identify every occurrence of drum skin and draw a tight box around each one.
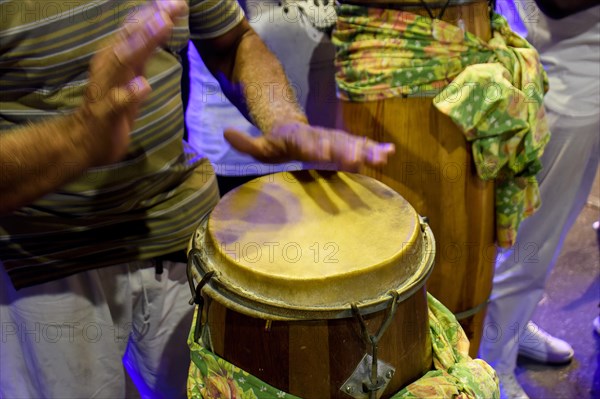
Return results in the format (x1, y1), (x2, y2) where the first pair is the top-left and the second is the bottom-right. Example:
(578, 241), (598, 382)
(191, 171), (435, 398)
(338, 1), (495, 356)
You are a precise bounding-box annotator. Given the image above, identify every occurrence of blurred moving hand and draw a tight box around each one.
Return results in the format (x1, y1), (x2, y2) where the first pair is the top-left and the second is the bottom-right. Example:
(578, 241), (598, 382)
(82, 0), (188, 166)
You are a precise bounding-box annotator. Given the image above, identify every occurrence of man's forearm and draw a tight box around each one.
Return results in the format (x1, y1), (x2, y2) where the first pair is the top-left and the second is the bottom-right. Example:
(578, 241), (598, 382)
(194, 21), (308, 135)
(231, 28), (308, 133)
(0, 112), (97, 214)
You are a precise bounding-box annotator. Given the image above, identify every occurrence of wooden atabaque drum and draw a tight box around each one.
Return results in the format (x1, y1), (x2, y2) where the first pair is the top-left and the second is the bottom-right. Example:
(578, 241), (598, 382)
(189, 171), (435, 398)
(338, 0), (496, 356)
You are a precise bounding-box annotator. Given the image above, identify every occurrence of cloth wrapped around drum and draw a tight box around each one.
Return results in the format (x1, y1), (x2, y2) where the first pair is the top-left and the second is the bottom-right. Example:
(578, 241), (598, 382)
(333, 3), (550, 248)
(186, 171), (498, 398)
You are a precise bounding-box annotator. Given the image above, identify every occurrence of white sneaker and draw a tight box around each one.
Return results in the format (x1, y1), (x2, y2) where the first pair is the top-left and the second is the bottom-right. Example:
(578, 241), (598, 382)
(593, 316), (600, 336)
(497, 372), (530, 399)
(518, 321), (574, 364)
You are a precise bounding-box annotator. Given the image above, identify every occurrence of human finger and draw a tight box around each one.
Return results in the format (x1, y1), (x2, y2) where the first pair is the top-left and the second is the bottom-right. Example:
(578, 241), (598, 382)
(113, 76), (152, 110)
(325, 131), (394, 171)
(223, 129), (262, 158)
(362, 138), (395, 166)
(88, 2), (184, 93)
(224, 128), (289, 163)
(114, 1), (187, 76)
(85, 76), (151, 120)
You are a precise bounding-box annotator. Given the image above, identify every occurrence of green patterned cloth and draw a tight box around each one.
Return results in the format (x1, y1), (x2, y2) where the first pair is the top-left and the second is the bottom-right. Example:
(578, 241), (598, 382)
(187, 294), (499, 398)
(392, 295), (499, 399)
(333, 5), (550, 248)
(188, 347), (300, 399)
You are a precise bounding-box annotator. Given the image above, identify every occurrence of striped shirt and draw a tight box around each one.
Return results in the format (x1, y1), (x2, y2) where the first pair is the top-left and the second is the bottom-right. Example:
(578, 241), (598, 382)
(0, 0), (245, 289)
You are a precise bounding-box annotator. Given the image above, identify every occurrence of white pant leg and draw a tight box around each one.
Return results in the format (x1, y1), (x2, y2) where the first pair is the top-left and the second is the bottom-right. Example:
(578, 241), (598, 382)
(479, 109), (600, 374)
(0, 264), (133, 399)
(0, 261), (194, 399)
(121, 261), (193, 399)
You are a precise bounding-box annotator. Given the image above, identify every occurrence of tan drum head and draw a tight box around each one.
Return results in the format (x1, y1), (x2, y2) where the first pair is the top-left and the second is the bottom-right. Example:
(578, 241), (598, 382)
(191, 170), (434, 319)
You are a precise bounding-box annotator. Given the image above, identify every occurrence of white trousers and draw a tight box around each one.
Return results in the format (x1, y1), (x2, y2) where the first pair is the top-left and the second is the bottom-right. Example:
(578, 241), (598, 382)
(478, 109), (600, 374)
(0, 260), (193, 399)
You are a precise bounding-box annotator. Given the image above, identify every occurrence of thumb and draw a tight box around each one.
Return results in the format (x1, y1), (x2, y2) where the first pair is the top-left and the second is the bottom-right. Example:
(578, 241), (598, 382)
(111, 76), (152, 110)
(223, 128), (263, 158)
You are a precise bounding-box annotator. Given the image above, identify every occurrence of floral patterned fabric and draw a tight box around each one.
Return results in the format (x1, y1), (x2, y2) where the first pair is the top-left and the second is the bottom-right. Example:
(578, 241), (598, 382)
(332, 5), (550, 248)
(393, 294), (499, 399)
(187, 294), (499, 398)
(187, 339), (301, 399)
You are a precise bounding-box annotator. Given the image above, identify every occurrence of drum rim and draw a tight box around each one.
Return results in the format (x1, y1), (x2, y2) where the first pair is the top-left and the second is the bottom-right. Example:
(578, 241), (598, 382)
(190, 217), (436, 321)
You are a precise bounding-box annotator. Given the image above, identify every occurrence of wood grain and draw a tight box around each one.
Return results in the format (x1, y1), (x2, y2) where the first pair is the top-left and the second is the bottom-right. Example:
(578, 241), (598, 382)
(205, 288), (432, 398)
(337, 0), (495, 357)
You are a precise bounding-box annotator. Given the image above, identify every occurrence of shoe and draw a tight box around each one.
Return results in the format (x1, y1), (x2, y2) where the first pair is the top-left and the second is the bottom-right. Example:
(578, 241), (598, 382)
(497, 372), (530, 399)
(518, 321), (574, 364)
(594, 316), (600, 336)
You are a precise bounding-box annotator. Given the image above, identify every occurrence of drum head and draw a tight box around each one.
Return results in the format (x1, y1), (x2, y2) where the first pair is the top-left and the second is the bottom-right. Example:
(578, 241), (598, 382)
(192, 170), (434, 319)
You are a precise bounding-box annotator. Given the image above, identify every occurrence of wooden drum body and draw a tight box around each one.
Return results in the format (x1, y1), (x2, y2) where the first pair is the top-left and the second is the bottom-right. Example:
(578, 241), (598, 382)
(189, 171), (435, 398)
(338, 0), (496, 356)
